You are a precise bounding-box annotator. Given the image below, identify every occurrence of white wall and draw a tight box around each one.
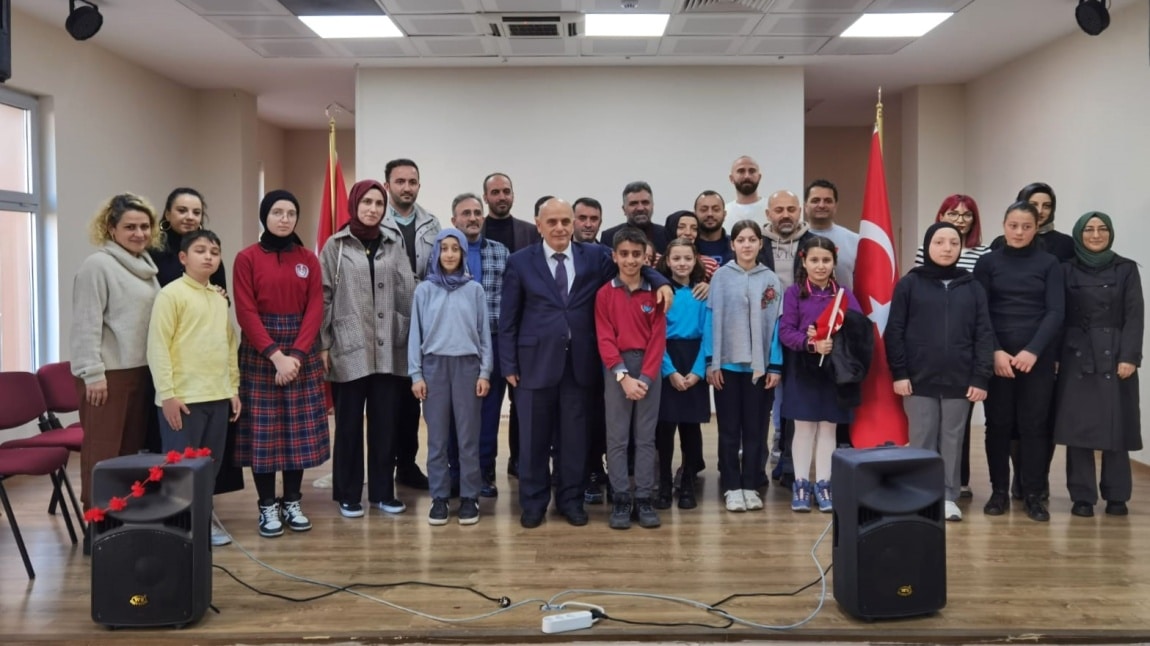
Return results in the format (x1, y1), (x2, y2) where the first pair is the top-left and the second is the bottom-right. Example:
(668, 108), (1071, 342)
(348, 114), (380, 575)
(356, 67), (804, 229)
(966, 1), (1150, 462)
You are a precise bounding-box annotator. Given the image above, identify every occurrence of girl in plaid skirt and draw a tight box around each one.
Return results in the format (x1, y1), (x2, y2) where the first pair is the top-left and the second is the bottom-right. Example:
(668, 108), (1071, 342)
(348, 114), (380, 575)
(234, 190), (330, 538)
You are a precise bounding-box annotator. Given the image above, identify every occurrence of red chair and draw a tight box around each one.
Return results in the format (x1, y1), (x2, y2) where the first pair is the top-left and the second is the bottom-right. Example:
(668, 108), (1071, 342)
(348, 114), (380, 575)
(30, 362), (85, 523)
(0, 371), (79, 579)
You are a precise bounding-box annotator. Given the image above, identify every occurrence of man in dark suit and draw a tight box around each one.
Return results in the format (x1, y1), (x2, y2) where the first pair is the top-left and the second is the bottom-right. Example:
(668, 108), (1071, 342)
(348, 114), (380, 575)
(599, 181), (670, 254)
(500, 199), (671, 528)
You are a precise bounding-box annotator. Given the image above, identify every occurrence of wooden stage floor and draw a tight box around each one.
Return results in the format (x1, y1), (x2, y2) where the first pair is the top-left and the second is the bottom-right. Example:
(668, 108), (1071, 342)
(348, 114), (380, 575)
(2, 421), (1149, 645)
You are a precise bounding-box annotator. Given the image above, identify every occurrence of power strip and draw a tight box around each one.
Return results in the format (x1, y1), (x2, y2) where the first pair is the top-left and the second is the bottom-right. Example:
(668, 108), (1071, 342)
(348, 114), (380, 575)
(541, 610), (594, 634)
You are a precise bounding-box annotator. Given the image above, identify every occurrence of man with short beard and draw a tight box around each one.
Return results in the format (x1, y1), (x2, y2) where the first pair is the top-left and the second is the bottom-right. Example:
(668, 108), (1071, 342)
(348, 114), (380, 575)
(573, 197), (605, 244)
(725, 156), (768, 227)
(479, 173), (540, 479)
(758, 190), (814, 289)
(599, 181), (669, 253)
(693, 190), (732, 268)
(804, 179), (859, 289)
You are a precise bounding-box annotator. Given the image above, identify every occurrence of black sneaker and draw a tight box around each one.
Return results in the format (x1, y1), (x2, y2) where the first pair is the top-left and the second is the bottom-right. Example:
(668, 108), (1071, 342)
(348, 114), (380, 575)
(339, 501), (365, 518)
(635, 498), (661, 528)
(678, 477), (697, 510)
(584, 482), (604, 505)
(428, 498), (450, 526)
(1024, 495), (1050, 522)
(458, 497), (480, 525)
(1071, 501), (1094, 517)
(1105, 501), (1129, 516)
(983, 490), (1008, 516)
(480, 468), (498, 498)
(609, 493), (633, 530)
(653, 484), (673, 510)
(507, 459), (519, 479)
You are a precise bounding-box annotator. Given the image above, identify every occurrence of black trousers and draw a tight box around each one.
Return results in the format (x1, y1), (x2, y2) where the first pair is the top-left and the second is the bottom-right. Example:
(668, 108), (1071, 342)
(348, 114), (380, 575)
(713, 370), (772, 492)
(960, 404), (974, 488)
(656, 422), (702, 489)
(393, 377), (421, 469)
(1066, 446), (1132, 504)
(985, 358), (1056, 498)
(333, 374), (401, 504)
(585, 372), (608, 479)
(515, 356), (587, 517)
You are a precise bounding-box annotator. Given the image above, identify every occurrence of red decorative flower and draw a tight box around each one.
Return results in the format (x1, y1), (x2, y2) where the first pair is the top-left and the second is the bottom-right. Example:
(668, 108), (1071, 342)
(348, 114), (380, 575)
(130, 481), (147, 498)
(195, 447), (212, 458)
(183, 446), (199, 458)
(147, 466), (165, 482)
(108, 496), (128, 512)
(84, 508), (106, 523)
(165, 450), (183, 464)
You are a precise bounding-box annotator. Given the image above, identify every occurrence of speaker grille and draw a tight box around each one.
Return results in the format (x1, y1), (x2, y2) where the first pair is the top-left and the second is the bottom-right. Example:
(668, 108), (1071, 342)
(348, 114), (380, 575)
(164, 509), (193, 533)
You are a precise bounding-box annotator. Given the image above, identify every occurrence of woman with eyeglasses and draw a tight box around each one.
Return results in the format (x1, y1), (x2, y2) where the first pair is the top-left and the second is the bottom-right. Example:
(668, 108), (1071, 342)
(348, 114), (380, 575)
(914, 195), (991, 498)
(1054, 212), (1143, 518)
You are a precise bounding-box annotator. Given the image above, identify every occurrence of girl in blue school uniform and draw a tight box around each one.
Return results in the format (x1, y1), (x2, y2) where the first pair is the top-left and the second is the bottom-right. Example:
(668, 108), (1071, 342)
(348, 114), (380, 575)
(654, 237), (712, 511)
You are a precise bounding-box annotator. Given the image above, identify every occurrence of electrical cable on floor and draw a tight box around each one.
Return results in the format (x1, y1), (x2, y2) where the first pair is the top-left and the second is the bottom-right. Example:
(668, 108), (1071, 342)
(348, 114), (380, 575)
(212, 515), (835, 631)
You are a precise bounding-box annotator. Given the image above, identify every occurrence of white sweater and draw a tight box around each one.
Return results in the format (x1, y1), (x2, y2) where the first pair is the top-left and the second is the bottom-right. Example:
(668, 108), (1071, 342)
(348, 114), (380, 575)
(71, 242), (160, 384)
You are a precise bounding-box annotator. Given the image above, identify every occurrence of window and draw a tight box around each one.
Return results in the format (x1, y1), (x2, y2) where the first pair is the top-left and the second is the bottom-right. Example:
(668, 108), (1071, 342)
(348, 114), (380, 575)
(0, 87), (40, 371)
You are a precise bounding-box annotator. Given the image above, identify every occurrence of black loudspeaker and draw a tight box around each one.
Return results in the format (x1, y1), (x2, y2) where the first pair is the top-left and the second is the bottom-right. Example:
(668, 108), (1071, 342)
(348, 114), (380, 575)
(91, 454), (213, 629)
(832, 447), (946, 620)
(1, 0), (11, 83)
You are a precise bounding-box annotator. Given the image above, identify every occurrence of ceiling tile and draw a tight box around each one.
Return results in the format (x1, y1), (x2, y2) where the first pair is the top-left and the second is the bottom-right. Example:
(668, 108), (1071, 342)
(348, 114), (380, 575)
(658, 36), (743, 56)
(482, 0), (578, 12)
(579, 0), (677, 11)
(242, 38), (339, 57)
(770, 0), (872, 13)
(754, 13), (857, 35)
(382, 0), (483, 13)
(667, 13), (763, 36)
(392, 14), (486, 36)
(329, 38), (420, 57)
(176, 0), (291, 15)
(817, 36), (915, 55)
(206, 15), (315, 38)
(866, 0), (973, 11)
(499, 38), (579, 56)
(680, 0), (773, 12)
(411, 36), (500, 57)
(580, 37), (660, 56)
(741, 35), (827, 55)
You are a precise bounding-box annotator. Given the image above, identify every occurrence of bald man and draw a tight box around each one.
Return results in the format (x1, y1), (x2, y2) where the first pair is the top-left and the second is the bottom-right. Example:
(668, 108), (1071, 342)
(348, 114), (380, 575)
(725, 156), (768, 225)
(499, 199), (672, 529)
(759, 189), (815, 289)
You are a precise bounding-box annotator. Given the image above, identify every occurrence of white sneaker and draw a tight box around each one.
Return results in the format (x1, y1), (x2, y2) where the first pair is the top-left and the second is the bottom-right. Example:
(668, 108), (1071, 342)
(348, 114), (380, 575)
(944, 500), (963, 522)
(313, 473), (333, 489)
(210, 520), (232, 546)
(724, 489), (747, 512)
(742, 489), (764, 510)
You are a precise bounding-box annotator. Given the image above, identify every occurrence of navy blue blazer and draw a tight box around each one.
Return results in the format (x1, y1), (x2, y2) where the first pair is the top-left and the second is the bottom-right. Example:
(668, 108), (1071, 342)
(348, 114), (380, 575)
(499, 241), (667, 389)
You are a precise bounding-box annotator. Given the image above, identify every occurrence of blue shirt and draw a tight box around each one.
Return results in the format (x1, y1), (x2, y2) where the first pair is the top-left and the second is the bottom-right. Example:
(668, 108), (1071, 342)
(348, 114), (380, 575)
(466, 239), (483, 284)
(662, 282), (711, 378)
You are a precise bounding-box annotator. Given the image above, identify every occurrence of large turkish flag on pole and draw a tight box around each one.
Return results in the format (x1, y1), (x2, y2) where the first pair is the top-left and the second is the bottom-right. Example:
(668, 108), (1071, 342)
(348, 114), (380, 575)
(851, 118), (909, 447)
(316, 119), (348, 253)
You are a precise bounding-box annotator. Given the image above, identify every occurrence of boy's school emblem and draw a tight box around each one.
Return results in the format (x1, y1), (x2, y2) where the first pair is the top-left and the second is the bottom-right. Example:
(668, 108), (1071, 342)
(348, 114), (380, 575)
(641, 304), (654, 314)
(295, 263), (309, 278)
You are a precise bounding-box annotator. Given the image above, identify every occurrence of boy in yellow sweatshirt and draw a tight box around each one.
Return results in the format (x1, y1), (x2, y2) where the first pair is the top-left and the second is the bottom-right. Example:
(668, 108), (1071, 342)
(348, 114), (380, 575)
(147, 230), (240, 545)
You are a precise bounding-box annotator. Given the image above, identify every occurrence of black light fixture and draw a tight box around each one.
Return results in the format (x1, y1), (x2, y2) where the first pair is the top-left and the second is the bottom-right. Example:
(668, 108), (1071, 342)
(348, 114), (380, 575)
(1075, 0), (1110, 36)
(66, 0), (102, 41)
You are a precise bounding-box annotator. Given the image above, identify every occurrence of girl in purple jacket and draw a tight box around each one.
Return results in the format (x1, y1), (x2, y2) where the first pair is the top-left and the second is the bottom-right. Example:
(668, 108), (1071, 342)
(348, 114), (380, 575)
(778, 236), (861, 513)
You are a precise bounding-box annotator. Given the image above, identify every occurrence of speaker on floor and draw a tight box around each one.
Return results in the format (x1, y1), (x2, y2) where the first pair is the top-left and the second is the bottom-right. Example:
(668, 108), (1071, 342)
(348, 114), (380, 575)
(1, 0), (12, 83)
(91, 454), (213, 629)
(832, 446), (946, 620)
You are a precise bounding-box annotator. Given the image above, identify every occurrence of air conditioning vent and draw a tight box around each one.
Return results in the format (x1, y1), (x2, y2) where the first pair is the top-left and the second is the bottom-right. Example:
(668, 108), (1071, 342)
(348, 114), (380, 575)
(681, 0), (771, 12)
(488, 14), (582, 38)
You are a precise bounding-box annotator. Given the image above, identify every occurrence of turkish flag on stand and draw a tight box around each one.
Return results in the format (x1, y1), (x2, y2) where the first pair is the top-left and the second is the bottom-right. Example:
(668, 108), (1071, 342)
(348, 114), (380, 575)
(316, 152), (348, 253)
(850, 124), (909, 447)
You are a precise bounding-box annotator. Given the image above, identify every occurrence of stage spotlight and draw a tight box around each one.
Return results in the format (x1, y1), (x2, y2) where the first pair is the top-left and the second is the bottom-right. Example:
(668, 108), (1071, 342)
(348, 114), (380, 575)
(1075, 0), (1110, 36)
(66, 0), (102, 41)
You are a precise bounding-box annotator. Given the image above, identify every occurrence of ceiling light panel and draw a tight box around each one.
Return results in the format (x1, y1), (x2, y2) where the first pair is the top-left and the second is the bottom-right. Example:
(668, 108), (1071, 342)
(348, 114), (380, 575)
(299, 15), (405, 38)
(840, 12), (951, 37)
(585, 14), (670, 37)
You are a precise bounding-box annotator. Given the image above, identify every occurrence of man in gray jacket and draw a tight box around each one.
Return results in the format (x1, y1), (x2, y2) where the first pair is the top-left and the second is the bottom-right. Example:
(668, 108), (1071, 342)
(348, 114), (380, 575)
(383, 158), (442, 490)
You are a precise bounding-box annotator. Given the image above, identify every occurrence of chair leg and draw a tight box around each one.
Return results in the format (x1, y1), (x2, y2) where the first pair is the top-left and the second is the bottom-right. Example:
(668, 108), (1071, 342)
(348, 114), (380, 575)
(61, 469), (86, 534)
(0, 481), (36, 580)
(49, 471), (78, 545)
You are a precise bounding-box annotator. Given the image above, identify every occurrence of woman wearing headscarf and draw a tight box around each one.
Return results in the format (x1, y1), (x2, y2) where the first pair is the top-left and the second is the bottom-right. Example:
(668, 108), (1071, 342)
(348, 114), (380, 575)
(990, 183), (1075, 262)
(319, 179), (416, 520)
(1054, 212), (1143, 517)
(888, 222), (995, 522)
(233, 190), (329, 538)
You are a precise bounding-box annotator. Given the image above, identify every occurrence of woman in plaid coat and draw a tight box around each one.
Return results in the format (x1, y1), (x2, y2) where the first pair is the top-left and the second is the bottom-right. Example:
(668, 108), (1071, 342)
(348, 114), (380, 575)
(319, 179), (417, 519)
(234, 190), (329, 538)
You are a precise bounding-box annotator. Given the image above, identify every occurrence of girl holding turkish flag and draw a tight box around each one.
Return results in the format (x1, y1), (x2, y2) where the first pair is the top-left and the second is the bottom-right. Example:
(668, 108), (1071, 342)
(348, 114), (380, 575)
(778, 236), (862, 513)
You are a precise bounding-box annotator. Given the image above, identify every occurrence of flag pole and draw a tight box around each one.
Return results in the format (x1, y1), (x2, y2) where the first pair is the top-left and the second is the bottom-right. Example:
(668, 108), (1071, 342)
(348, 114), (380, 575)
(876, 86), (884, 152)
(327, 114), (337, 235)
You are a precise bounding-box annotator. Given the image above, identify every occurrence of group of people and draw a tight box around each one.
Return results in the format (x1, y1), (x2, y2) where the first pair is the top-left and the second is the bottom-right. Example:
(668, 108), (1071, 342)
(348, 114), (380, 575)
(69, 155), (1141, 543)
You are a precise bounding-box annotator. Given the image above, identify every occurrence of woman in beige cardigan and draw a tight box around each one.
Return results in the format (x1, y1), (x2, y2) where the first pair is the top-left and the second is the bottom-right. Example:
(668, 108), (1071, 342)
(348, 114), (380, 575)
(71, 193), (162, 513)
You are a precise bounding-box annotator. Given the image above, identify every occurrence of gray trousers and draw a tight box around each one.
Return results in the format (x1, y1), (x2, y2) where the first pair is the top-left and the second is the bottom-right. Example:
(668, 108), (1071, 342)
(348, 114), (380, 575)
(604, 351), (661, 499)
(1066, 446), (1132, 504)
(904, 395), (970, 502)
(423, 354), (483, 500)
(157, 399), (230, 481)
